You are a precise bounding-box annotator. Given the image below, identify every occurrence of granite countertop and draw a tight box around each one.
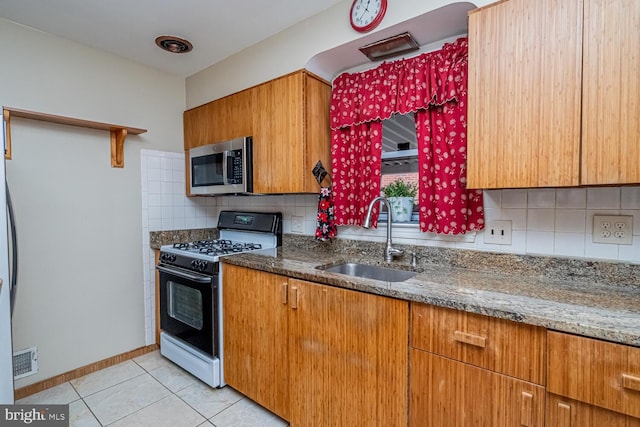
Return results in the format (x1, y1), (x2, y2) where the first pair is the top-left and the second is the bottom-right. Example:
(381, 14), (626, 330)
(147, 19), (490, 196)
(221, 246), (640, 347)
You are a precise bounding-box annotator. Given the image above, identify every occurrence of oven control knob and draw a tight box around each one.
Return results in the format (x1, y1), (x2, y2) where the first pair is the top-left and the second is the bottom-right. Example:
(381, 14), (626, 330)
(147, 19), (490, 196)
(162, 253), (176, 263)
(190, 259), (208, 271)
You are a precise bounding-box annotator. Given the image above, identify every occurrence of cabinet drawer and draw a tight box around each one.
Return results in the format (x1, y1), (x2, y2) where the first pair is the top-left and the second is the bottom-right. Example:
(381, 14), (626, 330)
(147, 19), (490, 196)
(548, 331), (640, 418)
(410, 303), (546, 384)
(546, 393), (640, 427)
(410, 349), (545, 427)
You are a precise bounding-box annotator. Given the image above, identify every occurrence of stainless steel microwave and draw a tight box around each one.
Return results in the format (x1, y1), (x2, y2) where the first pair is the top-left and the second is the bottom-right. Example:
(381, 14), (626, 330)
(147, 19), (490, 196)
(189, 136), (253, 195)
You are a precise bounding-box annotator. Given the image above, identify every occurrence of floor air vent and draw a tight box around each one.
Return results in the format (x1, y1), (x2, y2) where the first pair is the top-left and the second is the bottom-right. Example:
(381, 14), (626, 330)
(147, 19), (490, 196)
(13, 346), (38, 380)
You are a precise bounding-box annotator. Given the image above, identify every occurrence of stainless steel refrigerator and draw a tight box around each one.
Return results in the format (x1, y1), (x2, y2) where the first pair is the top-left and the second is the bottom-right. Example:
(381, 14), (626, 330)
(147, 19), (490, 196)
(1, 110), (16, 403)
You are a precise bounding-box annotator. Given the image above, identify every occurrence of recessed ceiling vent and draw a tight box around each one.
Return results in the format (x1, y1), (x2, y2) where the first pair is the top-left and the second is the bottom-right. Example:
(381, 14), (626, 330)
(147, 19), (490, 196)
(155, 36), (193, 53)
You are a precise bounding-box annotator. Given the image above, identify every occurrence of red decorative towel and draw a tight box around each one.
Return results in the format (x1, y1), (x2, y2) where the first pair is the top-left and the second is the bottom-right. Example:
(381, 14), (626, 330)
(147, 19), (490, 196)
(315, 186), (337, 241)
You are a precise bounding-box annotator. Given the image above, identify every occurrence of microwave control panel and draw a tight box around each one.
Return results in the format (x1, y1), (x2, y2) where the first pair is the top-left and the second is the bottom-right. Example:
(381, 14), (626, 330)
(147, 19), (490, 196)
(227, 149), (243, 184)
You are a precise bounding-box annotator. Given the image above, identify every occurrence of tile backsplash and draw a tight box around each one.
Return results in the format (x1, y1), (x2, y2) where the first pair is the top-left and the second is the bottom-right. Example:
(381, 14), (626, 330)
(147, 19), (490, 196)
(140, 150), (640, 342)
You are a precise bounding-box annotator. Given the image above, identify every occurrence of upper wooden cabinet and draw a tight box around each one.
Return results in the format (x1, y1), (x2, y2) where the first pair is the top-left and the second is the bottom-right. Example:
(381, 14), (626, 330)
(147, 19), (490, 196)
(467, 0), (640, 188)
(183, 70), (331, 194)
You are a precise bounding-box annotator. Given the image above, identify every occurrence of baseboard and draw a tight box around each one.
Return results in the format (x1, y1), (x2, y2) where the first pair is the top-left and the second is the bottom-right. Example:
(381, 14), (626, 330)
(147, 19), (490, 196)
(14, 344), (159, 401)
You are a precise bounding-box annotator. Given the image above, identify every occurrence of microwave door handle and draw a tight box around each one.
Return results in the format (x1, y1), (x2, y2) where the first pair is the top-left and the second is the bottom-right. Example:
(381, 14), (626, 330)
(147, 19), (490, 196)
(222, 150), (229, 184)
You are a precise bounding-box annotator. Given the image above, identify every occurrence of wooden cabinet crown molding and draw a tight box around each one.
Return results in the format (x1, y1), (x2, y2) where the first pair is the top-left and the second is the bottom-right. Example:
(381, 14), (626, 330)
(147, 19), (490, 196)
(3, 107), (147, 168)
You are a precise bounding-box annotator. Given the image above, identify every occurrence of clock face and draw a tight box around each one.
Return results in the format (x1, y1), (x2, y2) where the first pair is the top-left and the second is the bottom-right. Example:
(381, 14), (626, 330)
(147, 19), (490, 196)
(350, 0), (387, 33)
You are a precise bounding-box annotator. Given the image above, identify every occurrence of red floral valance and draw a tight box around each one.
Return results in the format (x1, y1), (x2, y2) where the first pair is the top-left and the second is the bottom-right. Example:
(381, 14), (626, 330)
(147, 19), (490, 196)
(330, 38), (469, 130)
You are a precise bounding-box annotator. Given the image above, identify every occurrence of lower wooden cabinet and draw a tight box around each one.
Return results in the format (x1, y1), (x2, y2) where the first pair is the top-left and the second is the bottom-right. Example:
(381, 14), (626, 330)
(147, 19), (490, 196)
(222, 264), (290, 420)
(547, 393), (640, 427)
(410, 348), (545, 427)
(222, 264), (408, 427)
(547, 331), (640, 423)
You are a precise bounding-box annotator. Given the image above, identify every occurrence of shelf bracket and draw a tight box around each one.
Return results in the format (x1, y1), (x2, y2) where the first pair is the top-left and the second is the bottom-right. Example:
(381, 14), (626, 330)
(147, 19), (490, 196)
(110, 128), (128, 168)
(3, 108), (11, 160)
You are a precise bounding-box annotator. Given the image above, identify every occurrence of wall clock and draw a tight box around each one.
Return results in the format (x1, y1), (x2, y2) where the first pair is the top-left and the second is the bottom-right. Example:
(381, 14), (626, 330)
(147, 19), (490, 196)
(350, 0), (387, 33)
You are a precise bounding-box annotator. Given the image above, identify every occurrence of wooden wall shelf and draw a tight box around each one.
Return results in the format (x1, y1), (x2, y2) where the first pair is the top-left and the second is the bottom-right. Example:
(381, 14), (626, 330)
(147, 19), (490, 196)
(3, 107), (147, 168)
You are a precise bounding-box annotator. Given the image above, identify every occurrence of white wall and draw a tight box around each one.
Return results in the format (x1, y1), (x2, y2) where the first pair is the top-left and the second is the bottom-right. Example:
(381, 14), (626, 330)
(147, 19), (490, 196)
(185, 0), (492, 108)
(1, 18), (185, 387)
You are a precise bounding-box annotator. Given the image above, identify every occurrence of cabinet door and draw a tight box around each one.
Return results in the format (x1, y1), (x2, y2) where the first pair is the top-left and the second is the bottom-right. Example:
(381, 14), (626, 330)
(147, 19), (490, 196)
(222, 264), (290, 419)
(252, 73), (305, 194)
(183, 89), (253, 149)
(467, 0), (583, 188)
(581, 0), (640, 184)
(547, 393), (640, 427)
(410, 349), (545, 427)
(288, 279), (408, 427)
(302, 74), (331, 193)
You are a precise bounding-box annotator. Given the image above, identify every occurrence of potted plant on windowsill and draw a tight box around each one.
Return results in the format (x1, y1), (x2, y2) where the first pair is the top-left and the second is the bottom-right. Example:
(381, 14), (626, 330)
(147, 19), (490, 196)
(381, 179), (418, 222)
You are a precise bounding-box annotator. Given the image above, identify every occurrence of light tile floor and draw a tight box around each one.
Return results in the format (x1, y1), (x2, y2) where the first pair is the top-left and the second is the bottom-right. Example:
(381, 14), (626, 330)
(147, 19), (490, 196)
(17, 351), (289, 427)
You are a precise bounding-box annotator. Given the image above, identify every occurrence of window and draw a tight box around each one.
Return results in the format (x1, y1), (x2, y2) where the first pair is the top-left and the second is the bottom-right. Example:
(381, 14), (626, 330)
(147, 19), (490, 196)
(381, 113), (419, 223)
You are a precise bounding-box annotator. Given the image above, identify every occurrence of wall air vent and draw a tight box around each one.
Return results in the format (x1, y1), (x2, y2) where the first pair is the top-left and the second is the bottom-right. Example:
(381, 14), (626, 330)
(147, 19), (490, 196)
(13, 346), (38, 380)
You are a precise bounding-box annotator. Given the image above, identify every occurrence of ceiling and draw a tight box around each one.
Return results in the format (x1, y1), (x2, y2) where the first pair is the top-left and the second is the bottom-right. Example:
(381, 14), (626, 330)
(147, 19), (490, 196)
(0, 0), (344, 77)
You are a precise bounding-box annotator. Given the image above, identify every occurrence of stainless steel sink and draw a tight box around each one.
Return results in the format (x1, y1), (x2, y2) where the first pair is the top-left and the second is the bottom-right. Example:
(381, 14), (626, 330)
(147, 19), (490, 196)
(318, 262), (416, 282)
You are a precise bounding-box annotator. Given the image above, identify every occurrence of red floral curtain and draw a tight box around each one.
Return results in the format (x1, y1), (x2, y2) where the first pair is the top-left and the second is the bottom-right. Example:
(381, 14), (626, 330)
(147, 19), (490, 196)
(331, 121), (383, 226)
(329, 37), (484, 234)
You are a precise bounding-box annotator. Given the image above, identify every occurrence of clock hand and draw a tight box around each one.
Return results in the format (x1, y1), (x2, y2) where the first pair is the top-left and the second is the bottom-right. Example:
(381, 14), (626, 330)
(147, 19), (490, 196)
(359, 0), (372, 20)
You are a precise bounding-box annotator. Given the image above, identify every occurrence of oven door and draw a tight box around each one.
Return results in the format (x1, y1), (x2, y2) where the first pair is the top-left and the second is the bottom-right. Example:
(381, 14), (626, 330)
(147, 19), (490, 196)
(157, 264), (217, 357)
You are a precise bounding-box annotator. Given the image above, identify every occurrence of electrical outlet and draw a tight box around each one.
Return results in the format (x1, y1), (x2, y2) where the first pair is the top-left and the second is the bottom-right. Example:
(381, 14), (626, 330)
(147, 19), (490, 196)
(291, 216), (304, 233)
(484, 220), (512, 245)
(593, 215), (633, 244)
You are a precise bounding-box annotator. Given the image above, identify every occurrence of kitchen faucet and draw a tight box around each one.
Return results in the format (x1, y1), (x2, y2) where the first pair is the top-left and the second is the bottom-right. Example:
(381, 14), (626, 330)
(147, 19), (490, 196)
(362, 196), (405, 263)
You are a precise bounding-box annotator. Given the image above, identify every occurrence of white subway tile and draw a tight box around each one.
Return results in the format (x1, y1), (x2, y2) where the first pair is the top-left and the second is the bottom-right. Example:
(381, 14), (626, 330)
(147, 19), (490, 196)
(502, 189), (527, 208)
(482, 208), (501, 222)
(527, 209), (555, 232)
(510, 230), (527, 254)
(554, 232), (585, 257)
(185, 217), (197, 229)
(528, 189), (556, 208)
(148, 194), (162, 207)
(149, 206), (162, 220)
(148, 181), (162, 194)
(622, 186), (640, 209)
(556, 188), (587, 209)
(161, 218), (174, 230)
(173, 217), (186, 229)
(148, 219), (162, 231)
(501, 209), (527, 231)
(584, 235), (619, 261)
(482, 190), (501, 209)
(620, 210), (640, 235)
(618, 237), (640, 263)
(525, 231), (554, 255)
(555, 209), (586, 233)
(587, 187), (620, 209)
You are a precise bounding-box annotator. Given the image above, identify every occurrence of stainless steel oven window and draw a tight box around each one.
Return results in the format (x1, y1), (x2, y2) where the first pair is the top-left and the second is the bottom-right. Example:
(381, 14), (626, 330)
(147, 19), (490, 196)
(167, 281), (204, 330)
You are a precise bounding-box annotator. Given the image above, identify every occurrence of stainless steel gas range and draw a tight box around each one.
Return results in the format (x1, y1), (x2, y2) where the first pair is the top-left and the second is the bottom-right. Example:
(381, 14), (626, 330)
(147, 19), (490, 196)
(156, 211), (282, 387)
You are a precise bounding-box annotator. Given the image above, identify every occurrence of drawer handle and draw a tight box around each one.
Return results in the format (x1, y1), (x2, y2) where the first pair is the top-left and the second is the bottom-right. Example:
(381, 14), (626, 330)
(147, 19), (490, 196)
(520, 391), (533, 427)
(622, 373), (640, 392)
(290, 286), (298, 310)
(453, 331), (487, 348)
(281, 282), (288, 305)
(557, 402), (572, 427)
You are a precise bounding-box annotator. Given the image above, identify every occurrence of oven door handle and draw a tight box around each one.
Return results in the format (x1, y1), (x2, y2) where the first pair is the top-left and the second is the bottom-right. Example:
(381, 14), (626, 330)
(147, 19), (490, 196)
(156, 265), (213, 284)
